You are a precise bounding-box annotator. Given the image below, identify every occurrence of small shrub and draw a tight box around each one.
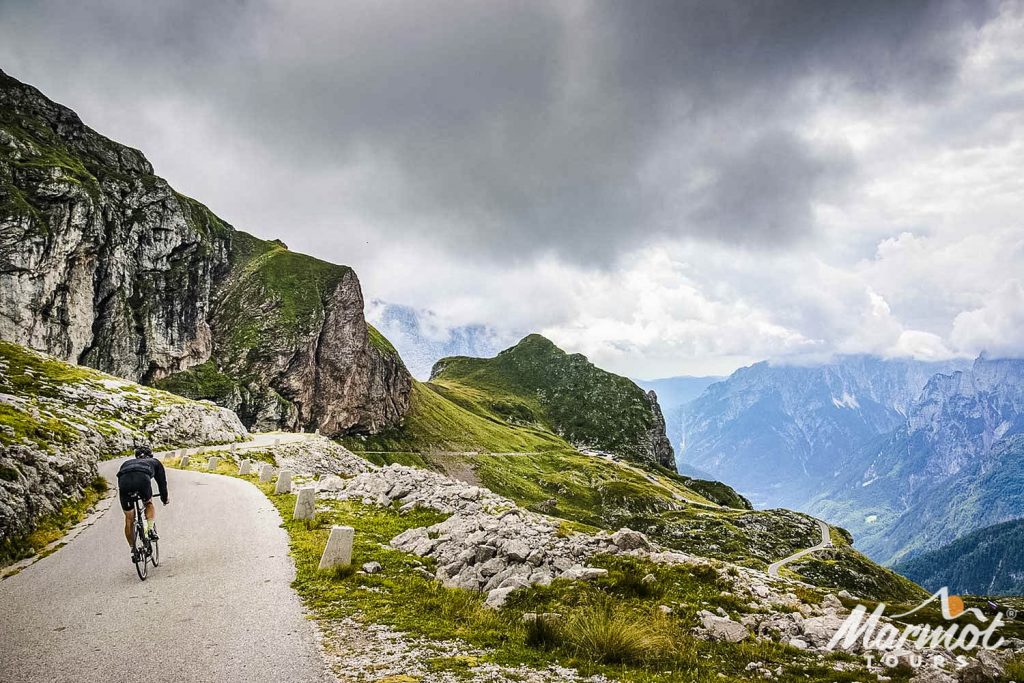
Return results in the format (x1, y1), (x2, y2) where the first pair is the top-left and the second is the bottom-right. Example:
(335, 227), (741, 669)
(524, 614), (563, 649)
(565, 604), (670, 664)
(327, 563), (356, 580)
(609, 570), (664, 599)
(1004, 655), (1024, 680)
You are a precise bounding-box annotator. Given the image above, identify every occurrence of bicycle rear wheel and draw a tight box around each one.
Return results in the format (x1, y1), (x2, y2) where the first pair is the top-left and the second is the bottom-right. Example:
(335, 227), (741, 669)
(134, 523), (148, 581)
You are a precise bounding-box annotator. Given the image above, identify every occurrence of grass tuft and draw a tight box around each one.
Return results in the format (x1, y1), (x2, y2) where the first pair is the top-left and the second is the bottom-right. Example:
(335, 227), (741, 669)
(565, 603), (670, 664)
(524, 614), (563, 650)
(327, 563), (356, 580)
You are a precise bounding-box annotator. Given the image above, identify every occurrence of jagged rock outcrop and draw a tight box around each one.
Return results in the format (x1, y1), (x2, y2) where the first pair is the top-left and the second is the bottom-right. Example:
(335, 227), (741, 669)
(0, 69), (411, 436)
(644, 389), (675, 468)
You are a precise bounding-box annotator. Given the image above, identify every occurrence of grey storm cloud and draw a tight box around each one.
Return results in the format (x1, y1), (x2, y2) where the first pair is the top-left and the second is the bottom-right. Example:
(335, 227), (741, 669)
(0, 0), (1002, 262)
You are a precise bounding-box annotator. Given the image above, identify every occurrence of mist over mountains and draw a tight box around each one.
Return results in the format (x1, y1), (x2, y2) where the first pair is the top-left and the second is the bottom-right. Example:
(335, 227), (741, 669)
(366, 302), (513, 380)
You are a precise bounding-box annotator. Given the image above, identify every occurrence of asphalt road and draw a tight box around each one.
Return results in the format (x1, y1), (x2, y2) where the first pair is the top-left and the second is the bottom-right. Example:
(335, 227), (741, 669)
(767, 519), (833, 578)
(0, 441), (329, 683)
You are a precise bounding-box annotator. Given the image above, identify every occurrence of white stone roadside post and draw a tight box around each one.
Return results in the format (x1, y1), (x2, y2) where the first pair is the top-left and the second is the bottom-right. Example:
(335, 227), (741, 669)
(258, 464), (274, 483)
(238, 460), (252, 475)
(207, 456), (221, 470)
(179, 455), (191, 468)
(274, 469), (293, 494)
(293, 487), (315, 520)
(319, 526), (354, 570)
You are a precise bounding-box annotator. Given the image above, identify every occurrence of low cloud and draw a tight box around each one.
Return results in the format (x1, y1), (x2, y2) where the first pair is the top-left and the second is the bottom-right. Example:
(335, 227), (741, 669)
(0, 1), (1021, 375)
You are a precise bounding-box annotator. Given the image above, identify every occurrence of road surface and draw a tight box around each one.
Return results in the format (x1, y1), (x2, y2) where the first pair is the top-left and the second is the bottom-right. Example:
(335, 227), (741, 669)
(0, 435), (328, 683)
(767, 519), (832, 578)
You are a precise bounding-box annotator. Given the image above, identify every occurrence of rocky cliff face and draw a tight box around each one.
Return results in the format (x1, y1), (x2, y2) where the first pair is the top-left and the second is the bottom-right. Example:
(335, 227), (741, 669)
(644, 389), (675, 468)
(0, 69), (410, 435)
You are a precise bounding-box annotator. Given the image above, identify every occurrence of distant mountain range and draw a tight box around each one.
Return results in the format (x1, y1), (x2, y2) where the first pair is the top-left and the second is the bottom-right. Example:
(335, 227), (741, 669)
(893, 517), (1024, 596)
(665, 353), (1024, 582)
(678, 356), (969, 509)
(807, 356), (1024, 565)
(366, 302), (513, 380)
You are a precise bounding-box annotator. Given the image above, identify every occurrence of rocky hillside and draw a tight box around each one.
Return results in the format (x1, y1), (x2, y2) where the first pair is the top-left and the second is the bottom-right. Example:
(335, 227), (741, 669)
(809, 356), (1024, 565)
(680, 355), (969, 508)
(0, 69), (410, 436)
(0, 339), (245, 558)
(894, 518), (1024, 596)
(429, 334), (674, 468)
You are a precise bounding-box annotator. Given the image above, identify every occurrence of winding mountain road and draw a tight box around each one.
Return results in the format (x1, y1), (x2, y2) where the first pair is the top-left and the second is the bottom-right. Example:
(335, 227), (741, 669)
(767, 519), (832, 578)
(0, 434), (328, 683)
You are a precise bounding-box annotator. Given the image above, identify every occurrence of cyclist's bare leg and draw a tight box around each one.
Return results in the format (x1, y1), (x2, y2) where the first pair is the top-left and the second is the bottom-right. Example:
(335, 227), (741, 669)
(144, 500), (155, 523)
(123, 510), (135, 547)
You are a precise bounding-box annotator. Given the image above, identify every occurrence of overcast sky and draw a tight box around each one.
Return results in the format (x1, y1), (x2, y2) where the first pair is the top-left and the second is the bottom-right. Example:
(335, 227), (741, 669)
(2, 0), (1022, 377)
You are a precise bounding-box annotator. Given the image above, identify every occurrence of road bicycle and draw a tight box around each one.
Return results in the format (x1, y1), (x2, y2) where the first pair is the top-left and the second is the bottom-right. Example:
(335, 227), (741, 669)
(128, 492), (160, 580)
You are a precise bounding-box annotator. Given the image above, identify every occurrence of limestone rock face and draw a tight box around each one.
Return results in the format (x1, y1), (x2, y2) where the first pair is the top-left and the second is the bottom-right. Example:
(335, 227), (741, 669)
(0, 69), (411, 436)
(644, 390), (675, 469)
(698, 610), (749, 642)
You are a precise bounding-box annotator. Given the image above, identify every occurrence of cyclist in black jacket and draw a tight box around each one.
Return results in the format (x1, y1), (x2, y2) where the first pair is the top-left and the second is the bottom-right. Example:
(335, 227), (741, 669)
(117, 445), (168, 554)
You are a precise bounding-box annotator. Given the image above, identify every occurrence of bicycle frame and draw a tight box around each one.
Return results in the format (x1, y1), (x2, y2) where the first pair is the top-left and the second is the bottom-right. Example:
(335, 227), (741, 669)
(130, 493), (155, 580)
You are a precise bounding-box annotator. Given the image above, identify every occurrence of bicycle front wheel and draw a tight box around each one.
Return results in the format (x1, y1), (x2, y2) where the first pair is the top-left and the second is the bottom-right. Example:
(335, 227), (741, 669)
(150, 538), (159, 567)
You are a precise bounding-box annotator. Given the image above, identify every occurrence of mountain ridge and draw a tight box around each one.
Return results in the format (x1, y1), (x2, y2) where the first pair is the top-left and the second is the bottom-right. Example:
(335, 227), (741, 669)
(679, 354), (971, 508)
(0, 68), (411, 436)
(430, 334), (675, 469)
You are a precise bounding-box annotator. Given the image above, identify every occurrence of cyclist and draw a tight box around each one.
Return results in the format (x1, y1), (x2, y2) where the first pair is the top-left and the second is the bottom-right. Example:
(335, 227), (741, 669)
(117, 445), (169, 561)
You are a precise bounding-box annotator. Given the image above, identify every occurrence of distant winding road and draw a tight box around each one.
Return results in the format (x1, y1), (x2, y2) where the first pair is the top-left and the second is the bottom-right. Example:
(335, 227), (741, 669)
(767, 519), (832, 578)
(0, 433), (328, 683)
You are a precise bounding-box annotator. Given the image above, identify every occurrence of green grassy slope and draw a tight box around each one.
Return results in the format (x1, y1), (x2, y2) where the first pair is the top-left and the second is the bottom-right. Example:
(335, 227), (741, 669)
(346, 380), (571, 454)
(431, 334), (667, 464)
(339, 341), (915, 599)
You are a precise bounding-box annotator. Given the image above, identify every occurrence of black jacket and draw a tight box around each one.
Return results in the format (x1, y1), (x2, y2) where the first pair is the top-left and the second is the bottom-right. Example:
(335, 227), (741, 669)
(117, 457), (168, 503)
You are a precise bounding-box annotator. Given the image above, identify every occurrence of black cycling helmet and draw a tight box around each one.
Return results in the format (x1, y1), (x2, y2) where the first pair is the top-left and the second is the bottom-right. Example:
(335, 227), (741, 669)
(134, 445), (153, 458)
